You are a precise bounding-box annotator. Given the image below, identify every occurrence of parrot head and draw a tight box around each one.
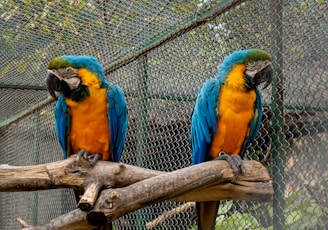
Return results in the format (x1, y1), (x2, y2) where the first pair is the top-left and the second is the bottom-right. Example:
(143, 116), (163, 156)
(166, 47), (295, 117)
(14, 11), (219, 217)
(217, 49), (273, 90)
(46, 55), (107, 101)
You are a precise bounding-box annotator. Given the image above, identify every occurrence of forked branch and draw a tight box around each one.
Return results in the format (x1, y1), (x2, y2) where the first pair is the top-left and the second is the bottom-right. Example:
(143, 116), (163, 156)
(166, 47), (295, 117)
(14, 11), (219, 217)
(0, 156), (272, 229)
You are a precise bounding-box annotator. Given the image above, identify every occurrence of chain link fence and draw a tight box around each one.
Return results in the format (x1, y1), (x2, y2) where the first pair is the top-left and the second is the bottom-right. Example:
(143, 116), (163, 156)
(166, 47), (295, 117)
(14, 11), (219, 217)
(1, 0), (327, 229)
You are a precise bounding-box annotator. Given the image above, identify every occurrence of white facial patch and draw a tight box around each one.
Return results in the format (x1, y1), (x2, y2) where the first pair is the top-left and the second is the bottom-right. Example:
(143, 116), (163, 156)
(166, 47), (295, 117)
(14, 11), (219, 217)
(63, 77), (81, 90)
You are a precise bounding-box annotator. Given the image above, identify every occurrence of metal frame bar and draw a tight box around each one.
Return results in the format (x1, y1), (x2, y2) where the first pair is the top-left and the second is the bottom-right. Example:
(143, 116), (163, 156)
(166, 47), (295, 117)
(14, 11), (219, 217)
(0, 84), (47, 90)
(135, 54), (149, 227)
(0, 97), (54, 130)
(271, 0), (286, 229)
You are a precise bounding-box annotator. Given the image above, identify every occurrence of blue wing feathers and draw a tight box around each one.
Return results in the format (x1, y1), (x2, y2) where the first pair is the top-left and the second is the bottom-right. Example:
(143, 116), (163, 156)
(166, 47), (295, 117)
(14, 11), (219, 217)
(240, 88), (263, 158)
(246, 88), (263, 143)
(54, 96), (69, 159)
(191, 78), (220, 165)
(107, 83), (128, 163)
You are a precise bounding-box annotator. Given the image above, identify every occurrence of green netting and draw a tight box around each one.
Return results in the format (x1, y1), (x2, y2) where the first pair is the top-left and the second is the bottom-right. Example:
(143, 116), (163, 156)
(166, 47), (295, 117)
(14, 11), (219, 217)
(1, 0), (327, 229)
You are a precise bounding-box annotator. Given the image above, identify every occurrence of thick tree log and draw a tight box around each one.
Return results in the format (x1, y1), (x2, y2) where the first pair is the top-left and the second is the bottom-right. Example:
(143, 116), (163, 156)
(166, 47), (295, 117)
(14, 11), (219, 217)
(0, 156), (163, 191)
(86, 160), (272, 225)
(0, 155), (164, 210)
(0, 157), (273, 229)
(17, 209), (95, 230)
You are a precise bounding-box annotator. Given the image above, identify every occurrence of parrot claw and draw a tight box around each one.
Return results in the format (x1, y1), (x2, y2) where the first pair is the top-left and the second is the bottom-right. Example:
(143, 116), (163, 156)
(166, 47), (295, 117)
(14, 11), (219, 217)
(214, 152), (246, 179)
(88, 154), (102, 166)
(76, 150), (102, 166)
(76, 149), (89, 161)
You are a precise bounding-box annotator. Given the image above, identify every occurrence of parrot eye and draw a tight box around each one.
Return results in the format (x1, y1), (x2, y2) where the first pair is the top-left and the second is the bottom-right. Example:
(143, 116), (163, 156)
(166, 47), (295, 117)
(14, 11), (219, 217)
(248, 60), (256, 66)
(66, 67), (75, 74)
(246, 60), (257, 73)
(63, 67), (78, 78)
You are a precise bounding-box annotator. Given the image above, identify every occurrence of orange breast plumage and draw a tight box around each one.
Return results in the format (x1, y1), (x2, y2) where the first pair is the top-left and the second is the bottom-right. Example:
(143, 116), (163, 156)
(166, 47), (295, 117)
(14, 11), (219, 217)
(209, 64), (256, 157)
(66, 68), (111, 160)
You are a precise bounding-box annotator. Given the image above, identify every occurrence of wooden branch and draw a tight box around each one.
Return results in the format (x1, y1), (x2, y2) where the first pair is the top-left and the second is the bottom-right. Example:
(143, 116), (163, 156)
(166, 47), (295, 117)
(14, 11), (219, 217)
(17, 209), (94, 230)
(78, 182), (103, 211)
(1, 157), (273, 229)
(0, 156), (164, 191)
(0, 155), (163, 211)
(86, 160), (272, 225)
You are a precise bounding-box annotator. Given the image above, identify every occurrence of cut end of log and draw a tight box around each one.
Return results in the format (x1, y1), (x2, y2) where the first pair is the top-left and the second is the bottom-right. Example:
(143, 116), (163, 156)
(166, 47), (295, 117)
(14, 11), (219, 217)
(78, 182), (103, 211)
(86, 211), (107, 226)
(78, 202), (92, 212)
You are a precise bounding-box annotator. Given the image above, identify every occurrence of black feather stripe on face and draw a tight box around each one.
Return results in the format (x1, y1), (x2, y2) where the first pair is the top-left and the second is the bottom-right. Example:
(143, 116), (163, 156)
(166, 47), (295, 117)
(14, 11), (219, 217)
(244, 73), (256, 91)
(59, 80), (73, 98)
(69, 83), (90, 102)
(57, 78), (89, 102)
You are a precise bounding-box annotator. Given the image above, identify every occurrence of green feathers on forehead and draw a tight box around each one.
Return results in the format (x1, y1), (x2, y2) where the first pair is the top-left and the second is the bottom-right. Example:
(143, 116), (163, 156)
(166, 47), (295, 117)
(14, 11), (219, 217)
(48, 56), (71, 69)
(246, 49), (272, 62)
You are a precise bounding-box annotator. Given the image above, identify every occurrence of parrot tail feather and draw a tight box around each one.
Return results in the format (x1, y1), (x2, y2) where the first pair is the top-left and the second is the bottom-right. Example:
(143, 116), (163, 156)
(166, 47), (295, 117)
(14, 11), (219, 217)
(196, 201), (219, 230)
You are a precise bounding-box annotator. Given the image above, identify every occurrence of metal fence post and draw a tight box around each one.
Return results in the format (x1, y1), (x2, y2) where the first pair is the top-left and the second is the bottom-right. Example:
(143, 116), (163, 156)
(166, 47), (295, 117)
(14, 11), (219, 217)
(31, 111), (41, 225)
(271, 0), (286, 229)
(135, 54), (149, 228)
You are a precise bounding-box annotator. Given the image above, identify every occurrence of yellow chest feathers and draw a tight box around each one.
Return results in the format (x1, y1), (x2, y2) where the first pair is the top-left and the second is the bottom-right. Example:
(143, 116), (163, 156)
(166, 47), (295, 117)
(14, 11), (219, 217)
(65, 68), (111, 160)
(210, 64), (256, 156)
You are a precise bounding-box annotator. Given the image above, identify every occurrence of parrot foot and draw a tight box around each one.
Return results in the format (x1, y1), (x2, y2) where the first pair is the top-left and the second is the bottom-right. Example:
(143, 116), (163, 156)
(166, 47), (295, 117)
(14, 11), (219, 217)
(215, 152), (246, 178)
(88, 154), (102, 166)
(76, 149), (89, 161)
(76, 149), (102, 166)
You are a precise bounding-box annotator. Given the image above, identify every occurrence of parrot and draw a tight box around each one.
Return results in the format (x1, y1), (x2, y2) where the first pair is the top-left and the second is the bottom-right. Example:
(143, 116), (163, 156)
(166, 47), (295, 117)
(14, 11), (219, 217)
(46, 55), (128, 229)
(191, 49), (273, 230)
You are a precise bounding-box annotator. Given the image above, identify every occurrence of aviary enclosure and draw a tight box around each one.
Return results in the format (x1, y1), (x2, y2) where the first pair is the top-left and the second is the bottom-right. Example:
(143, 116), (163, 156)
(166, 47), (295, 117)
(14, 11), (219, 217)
(0, 0), (327, 229)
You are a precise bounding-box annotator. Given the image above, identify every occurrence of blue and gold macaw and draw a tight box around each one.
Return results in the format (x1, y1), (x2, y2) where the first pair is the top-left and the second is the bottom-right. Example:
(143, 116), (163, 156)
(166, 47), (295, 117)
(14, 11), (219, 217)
(46, 55), (128, 165)
(46, 55), (128, 229)
(191, 49), (273, 230)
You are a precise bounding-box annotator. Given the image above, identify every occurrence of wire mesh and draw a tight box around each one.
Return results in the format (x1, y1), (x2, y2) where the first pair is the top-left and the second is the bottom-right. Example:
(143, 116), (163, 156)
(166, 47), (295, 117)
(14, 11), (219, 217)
(1, 0), (327, 229)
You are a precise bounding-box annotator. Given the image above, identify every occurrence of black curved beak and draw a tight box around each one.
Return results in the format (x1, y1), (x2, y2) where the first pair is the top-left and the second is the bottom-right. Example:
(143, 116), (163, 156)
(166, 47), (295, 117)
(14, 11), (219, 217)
(46, 71), (61, 99)
(255, 64), (273, 89)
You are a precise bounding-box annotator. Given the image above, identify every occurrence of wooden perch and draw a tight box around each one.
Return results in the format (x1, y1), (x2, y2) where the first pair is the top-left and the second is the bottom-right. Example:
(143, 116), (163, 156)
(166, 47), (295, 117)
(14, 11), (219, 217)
(86, 160), (272, 225)
(0, 156), (164, 211)
(16, 209), (94, 230)
(0, 156), (273, 229)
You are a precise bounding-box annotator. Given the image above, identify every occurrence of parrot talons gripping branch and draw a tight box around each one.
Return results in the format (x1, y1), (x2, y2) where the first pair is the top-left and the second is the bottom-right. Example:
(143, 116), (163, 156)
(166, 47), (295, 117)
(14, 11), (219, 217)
(76, 149), (102, 166)
(215, 152), (246, 177)
(0, 50), (275, 229)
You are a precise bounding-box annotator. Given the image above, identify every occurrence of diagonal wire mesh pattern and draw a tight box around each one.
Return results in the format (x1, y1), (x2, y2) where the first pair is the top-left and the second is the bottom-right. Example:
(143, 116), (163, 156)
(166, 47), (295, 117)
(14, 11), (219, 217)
(1, 0), (327, 229)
